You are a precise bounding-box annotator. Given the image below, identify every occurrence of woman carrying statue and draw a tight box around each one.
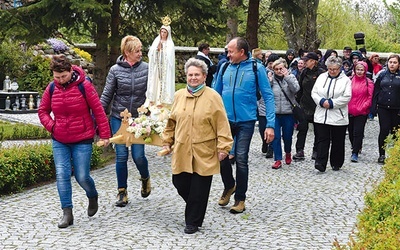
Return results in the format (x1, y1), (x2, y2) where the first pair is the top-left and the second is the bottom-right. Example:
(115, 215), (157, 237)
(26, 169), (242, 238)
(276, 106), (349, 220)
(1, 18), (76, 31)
(146, 16), (175, 107)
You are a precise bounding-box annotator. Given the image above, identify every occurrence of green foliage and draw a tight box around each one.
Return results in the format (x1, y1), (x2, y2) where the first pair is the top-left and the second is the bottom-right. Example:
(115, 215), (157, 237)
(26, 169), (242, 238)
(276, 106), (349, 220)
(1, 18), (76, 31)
(318, 0), (399, 53)
(73, 47), (92, 62)
(0, 39), (34, 84)
(19, 56), (52, 94)
(0, 121), (51, 141)
(0, 143), (108, 195)
(337, 130), (400, 249)
(0, 143), (55, 194)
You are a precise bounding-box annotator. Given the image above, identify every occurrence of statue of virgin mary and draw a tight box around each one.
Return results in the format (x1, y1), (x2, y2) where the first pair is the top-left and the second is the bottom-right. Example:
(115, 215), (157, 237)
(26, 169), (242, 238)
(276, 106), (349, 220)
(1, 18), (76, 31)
(145, 16), (175, 107)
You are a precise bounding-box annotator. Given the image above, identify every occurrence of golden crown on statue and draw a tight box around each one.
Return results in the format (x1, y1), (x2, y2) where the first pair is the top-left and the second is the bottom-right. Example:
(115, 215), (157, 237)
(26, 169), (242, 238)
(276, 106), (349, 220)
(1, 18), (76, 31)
(162, 16), (171, 26)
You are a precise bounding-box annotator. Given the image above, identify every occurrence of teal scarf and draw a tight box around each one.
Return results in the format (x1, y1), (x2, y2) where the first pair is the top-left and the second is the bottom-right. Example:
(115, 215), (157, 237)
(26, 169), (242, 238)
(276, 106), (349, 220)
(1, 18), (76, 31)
(187, 84), (205, 95)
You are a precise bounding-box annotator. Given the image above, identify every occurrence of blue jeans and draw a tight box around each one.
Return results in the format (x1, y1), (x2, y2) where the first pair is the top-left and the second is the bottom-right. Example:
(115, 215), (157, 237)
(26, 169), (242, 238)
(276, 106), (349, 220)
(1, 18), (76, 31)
(272, 114), (295, 161)
(52, 140), (97, 209)
(220, 120), (255, 201)
(110, 116), (149, 189)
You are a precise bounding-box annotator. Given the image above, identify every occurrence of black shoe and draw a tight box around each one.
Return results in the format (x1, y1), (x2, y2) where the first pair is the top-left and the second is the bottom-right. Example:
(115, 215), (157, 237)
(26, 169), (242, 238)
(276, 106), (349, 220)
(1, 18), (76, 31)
(378, 155), (385, 164)
(292, 150), (305, 161)
(265, 144), (273, 158)
(184, 225), (199, 234)
(315, 162), (325, 172)
(332, 166), (341, 171)
(262, 141), (267, 153)
(311, 151), (317, 160)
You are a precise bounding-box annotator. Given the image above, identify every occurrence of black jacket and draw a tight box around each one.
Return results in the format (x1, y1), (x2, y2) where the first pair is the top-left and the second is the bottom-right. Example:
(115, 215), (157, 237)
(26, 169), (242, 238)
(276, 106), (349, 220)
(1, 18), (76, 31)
(195, 55), (217, 87)
(297, 66), (326, 117)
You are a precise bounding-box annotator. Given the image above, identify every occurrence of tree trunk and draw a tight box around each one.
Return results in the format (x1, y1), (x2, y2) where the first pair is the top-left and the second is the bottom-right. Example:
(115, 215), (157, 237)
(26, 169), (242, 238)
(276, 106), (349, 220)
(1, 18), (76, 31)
(272, 0), (320, 52)
(93, 15), (109, 95)
(110, 0), (121, 66)
(246, 0), (260, 50)
(226, 0), (241, 43)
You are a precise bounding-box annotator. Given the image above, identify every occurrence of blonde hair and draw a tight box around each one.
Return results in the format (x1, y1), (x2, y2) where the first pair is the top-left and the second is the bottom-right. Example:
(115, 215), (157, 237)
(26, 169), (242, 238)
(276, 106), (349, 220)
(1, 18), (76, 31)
(121, 35), (142, 57)
(272, 58), (287, 69)
(252, 48), (263, 59)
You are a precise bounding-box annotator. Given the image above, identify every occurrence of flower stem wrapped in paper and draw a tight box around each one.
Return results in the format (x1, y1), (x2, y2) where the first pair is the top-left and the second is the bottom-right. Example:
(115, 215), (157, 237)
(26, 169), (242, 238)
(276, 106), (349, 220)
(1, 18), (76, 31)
(97, 105), (170, 155)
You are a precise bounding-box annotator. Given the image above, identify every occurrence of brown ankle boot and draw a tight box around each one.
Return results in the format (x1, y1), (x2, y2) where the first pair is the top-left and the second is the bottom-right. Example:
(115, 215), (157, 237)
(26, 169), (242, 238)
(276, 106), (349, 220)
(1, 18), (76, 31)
(140, 177), (151, 198)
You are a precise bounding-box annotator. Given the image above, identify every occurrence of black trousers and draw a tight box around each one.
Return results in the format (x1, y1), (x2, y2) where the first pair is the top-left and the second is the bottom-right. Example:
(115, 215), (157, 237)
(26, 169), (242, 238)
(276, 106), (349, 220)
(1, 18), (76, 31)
(172, 172), (212, 227)
(295, 114), (318, 153)
(377, 108), (400, 156)
(348, 115), (368, 154)
(314, 123), (347, 170)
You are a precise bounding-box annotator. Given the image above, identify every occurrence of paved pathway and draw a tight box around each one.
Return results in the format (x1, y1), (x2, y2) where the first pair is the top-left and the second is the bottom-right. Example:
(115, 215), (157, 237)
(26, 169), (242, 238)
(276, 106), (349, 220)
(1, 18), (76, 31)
(0, 113), (383, 249)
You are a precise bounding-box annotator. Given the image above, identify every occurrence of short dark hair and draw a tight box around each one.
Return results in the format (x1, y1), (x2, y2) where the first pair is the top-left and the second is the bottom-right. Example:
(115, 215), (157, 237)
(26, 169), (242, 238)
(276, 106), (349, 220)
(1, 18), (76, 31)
(50, 55), (72, 73)
(198, 43), (210, 52)
(233, 37), (249, 55)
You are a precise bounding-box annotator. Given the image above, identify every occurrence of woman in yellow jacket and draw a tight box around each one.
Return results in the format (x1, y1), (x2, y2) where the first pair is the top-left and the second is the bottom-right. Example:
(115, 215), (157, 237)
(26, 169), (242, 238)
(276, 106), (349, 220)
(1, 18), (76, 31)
(162, 58), (233, 234)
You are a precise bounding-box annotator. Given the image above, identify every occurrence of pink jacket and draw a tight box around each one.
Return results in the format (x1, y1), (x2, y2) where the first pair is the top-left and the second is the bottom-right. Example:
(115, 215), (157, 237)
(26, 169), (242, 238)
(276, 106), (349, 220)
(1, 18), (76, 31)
(38, 66), (110, 143)
(348, 61), (374, 116)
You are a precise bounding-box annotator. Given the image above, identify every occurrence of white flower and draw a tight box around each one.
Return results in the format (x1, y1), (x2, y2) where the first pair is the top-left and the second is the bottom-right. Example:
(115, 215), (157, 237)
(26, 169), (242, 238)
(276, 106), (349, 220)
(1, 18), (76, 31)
(126, 105), (170, 140)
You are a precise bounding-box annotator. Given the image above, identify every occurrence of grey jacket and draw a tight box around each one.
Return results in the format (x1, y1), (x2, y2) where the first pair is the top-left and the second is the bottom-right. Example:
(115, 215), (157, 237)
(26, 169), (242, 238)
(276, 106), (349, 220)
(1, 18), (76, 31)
(101, 56), (148, 119)
(271, 74), (300, 114)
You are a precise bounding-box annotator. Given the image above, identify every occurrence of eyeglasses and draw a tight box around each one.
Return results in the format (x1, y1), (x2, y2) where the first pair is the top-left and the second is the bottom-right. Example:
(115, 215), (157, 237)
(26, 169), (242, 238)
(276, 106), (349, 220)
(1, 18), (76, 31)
(274, 67), (284, 71)
(328, 67), (340, 72)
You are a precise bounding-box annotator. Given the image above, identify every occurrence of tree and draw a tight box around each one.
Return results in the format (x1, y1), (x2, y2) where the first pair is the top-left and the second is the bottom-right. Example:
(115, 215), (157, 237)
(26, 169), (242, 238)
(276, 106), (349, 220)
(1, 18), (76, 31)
(246, 0), (260, 50)
(0, 0), (229, 91)
(270, 0), (320, 52)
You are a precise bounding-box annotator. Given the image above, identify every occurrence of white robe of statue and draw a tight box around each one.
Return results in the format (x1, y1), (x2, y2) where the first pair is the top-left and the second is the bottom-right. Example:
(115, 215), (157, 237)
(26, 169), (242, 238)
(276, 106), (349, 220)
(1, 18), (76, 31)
(146, 25), (175, 107)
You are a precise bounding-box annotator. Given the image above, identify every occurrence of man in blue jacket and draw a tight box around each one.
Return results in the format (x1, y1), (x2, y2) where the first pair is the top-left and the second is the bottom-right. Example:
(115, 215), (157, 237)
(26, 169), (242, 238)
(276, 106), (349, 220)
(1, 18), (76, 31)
(214, 37), (275, 213)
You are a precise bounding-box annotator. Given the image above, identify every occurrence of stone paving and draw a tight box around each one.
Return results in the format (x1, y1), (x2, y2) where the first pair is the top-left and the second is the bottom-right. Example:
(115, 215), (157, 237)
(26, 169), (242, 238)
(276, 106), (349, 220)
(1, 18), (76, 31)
(0, 113), (384, 250)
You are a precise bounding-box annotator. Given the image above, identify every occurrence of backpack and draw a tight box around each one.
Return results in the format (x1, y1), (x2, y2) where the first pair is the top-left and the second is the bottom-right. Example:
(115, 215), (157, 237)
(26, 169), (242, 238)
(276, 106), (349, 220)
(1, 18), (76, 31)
(49, 78), (98, 133)
(218, 60), (261, 100)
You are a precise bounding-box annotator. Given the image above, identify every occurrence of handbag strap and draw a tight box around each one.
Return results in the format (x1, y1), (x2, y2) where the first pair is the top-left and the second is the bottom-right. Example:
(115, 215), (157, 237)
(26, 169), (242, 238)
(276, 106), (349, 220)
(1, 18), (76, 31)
(276, 79), (295, 107)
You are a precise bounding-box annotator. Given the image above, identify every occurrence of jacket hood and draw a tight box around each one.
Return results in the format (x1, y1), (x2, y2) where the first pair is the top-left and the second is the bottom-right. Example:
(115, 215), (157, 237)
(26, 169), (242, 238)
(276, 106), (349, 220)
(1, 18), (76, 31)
(286, 49), (295, 56)
(116, 55), (142, 68)
(53, 65), (85, 88)
(350, 51), (363, 60)
(353, 61), (368, 77)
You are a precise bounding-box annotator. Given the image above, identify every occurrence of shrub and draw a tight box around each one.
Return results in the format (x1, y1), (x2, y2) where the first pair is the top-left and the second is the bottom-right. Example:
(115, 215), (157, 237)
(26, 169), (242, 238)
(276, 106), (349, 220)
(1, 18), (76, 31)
(337, 132), (400, 249)
(19, 56), (52, 94)
(0, 120), (51, 141)
(0, 143), (107, 195)
(0, 39), (34, 84)
(73, 47), (92, 62)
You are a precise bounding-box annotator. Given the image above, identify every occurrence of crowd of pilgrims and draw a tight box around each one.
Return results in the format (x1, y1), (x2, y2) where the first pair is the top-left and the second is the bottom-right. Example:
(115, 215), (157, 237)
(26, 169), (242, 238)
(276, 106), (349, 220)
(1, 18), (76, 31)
(216, 45), (398, 170)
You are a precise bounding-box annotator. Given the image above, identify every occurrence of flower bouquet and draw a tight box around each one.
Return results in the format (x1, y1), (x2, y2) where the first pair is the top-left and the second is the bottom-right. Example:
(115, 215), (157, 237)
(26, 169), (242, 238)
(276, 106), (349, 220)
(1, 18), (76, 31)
(125, 105), (170, 145)
(97, 105), (169, 148)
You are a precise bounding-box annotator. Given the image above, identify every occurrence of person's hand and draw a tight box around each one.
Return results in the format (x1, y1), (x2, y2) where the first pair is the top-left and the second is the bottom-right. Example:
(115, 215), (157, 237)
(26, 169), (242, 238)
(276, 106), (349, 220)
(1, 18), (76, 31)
(97, 139), (110, 147)
(264, 128), (275, 143)
(281, 67), (289, 77)
(218, 152), (228, 161)
(268, 71), (273, 82)
(322, 100), (330, 109)
(102, 139), (110, 147)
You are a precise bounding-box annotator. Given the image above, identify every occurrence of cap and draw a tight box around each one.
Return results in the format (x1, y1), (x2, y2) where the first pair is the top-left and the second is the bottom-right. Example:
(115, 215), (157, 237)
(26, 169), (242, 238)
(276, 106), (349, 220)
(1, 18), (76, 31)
(301, 52), (319, 61)
(343, 46), (352, 51)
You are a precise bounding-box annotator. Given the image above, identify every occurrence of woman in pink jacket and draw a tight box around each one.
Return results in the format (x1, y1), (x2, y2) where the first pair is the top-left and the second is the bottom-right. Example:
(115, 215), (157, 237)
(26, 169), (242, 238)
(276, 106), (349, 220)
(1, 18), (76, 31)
(348, 61), (374, 162)
(39, 55), (110, 228)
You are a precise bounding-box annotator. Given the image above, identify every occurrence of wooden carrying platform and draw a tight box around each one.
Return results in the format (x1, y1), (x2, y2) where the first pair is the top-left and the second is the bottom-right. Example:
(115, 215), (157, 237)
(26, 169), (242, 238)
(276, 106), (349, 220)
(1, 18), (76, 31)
(97, 109), (164, 147)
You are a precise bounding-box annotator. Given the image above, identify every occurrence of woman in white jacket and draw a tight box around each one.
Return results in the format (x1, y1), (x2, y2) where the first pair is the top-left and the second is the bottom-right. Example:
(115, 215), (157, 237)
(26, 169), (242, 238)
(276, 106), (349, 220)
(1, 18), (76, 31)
(311, 56), (352, 172)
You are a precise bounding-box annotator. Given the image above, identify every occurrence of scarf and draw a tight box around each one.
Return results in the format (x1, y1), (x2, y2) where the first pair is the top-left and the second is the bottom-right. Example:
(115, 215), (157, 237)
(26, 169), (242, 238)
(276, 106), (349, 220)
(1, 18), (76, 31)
(187, 84), (205, 95)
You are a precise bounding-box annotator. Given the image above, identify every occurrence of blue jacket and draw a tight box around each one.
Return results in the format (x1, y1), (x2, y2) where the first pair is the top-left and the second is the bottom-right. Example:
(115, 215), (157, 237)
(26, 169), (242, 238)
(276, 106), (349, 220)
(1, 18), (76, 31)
(214, 55), (275, 128)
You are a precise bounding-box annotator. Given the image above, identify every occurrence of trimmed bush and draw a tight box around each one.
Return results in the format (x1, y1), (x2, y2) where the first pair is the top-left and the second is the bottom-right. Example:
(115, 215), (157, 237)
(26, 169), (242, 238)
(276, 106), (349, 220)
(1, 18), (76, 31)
(0, 143), (106, 195)
(337, 132), (400, 249)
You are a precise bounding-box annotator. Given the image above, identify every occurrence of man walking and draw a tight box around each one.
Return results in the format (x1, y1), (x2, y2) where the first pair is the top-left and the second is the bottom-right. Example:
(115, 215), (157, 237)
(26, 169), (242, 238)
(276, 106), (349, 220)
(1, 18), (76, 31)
(195, 43), (217, 87)
(214, 37), (275, 213)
